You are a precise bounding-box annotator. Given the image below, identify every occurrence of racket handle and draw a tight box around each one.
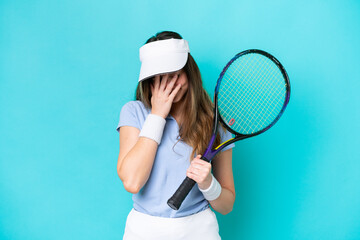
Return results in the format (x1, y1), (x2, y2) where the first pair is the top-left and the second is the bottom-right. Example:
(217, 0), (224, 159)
(167, 177), (196, 210)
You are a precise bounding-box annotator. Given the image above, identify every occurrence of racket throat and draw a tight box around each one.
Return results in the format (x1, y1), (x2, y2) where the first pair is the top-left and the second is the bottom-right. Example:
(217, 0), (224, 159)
(200, 156), (210, 162)
(202, 147), (218, 163)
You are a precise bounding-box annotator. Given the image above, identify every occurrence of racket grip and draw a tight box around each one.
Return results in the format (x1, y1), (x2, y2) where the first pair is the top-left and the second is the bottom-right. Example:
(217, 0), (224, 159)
(167, 177), (196, 210)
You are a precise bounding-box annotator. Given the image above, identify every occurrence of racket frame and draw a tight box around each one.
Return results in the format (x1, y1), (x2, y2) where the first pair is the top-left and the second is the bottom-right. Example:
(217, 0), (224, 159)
(202, 49), (291, 162)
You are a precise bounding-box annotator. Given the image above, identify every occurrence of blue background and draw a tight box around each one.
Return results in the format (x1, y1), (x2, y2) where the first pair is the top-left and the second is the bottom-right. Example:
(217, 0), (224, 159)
(1, 0), (360, 239)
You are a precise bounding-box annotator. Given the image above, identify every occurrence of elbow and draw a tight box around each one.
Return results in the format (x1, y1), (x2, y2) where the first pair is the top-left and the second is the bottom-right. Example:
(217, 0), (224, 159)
(221, 193), (235, 215)
(117, 170), (141, 194)
(214, 190), (235, 215)
(116, 163), (143, 194)
(123, 181), (141, 194)
(216, 204), (234, 215)
(220, 207), (233, 215)
(210, 202), (234, 215)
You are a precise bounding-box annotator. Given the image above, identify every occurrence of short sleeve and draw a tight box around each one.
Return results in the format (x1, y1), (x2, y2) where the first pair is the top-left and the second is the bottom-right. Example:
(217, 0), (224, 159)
(219, 126), (235, 152)
(116, 101), (142, 132)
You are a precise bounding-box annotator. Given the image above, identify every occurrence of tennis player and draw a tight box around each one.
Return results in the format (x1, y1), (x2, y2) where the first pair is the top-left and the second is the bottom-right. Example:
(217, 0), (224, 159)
(116, 31), (235, 240)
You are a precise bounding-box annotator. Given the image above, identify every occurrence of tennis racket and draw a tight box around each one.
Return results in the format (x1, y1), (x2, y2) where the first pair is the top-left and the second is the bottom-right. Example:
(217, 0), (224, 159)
(167, 49), (291, 210)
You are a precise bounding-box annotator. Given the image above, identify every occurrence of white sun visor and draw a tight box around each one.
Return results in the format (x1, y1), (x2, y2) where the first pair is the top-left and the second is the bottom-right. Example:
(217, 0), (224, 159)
(138, 39), (190, 82)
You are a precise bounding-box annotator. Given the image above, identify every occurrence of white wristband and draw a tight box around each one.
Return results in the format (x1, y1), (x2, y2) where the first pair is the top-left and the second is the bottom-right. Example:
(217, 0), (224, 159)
(139, 114), (166, 144)
(199, 174), (222, 201)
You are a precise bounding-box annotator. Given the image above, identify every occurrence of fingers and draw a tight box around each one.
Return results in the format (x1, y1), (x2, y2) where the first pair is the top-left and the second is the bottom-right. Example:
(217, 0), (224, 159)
(150, 82), (154, 94)
(150, 73), (182, 119)
(186, 157), (213, 190)
(164, 74), (179, 95)
(186, 171), (199, 182)
(190, 160), (211, 173)
(152, 73), (181, 101)
(168, 83), (182, 101)
(159, 74), (168, 91)
(191, 155), (207, 166)
(152, 75), (169, 94)
(159, 73), (176, 91)
(153, 75), (160, 89)
(187, 156), (211, 179)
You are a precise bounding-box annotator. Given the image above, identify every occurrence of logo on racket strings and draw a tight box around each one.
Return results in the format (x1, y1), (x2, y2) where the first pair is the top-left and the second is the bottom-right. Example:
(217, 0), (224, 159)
(228, 118), (235, 126)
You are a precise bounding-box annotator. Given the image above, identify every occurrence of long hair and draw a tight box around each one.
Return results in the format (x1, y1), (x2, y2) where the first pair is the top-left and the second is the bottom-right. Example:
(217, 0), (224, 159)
(136, 31), (222, 160)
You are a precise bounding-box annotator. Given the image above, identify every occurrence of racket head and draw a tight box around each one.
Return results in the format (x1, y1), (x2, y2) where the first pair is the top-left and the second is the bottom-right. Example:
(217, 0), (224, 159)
(215, 49), (290, 141)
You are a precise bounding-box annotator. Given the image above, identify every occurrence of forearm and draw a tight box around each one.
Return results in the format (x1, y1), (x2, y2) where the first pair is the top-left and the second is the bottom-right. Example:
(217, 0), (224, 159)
(118, 137), (158, 193)
(209, 187), (235, 215)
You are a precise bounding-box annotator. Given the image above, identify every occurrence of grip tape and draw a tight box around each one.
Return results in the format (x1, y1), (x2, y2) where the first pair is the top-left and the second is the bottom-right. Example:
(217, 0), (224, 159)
(167, 177), (196, 210)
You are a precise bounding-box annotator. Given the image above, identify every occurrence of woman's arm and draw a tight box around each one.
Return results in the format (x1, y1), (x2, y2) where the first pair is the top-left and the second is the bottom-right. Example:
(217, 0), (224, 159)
(187, 149), (235, 215)
(117, 74), (182, 194)
(209, 149), (235, 215)
(117, 126), (158, 194)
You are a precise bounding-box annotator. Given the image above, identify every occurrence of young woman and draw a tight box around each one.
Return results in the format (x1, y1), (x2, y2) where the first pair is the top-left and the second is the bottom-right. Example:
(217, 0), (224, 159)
(116, 31), (235, 240)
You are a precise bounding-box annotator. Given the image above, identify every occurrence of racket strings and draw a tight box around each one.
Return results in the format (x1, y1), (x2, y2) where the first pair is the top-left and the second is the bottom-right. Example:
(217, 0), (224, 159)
(223, 66), (271, 131)
(232, 58), (284, 132)
(217, 53), (286, 134)
(242, 59), (284, 129)
(227, 61), (284, 133)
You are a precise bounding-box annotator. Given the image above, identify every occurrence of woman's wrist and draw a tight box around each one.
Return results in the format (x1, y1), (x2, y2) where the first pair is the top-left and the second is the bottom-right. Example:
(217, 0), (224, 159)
(199, 174), (222, 201)
(197, 174), (213, 190)
(139, 114), (166, 144)
(150, 110), (167, 119)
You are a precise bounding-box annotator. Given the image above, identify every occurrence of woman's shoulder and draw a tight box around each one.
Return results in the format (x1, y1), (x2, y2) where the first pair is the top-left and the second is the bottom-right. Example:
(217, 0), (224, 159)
(120, 100), (151, 121)
(121, 100), (151, 113)
(117, 100), (151, 131)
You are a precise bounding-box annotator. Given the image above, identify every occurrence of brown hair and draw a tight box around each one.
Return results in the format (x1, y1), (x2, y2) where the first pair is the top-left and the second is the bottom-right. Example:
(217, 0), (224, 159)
(136, 31), (221, 159)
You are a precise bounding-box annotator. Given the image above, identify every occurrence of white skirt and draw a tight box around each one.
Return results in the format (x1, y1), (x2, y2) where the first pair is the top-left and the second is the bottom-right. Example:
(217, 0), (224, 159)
(123, 208), (221, 240)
